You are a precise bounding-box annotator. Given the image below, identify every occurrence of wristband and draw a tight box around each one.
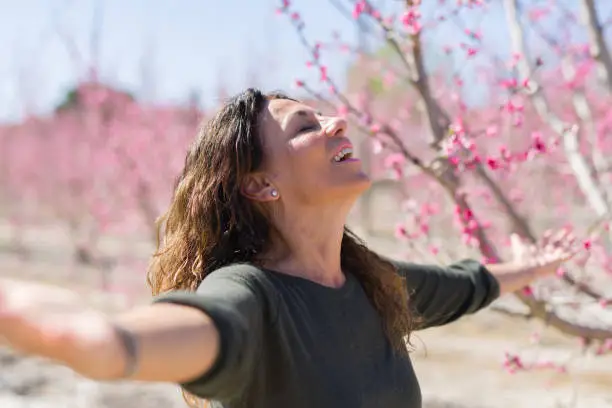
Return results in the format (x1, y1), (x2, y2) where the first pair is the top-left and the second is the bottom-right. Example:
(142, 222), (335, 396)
(112, 323), (139, 378)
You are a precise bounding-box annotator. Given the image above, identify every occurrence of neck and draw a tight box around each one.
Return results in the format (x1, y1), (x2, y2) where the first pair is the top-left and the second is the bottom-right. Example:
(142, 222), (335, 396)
(264, 200), (353, 288)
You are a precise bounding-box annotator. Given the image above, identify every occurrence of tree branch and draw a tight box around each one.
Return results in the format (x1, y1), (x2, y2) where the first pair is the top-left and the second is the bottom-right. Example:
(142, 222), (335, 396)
(579, 0), (612, 92)
(574, 0), (612, 203)
(396, 0), (612, 339)
(504, 0), (610, 219)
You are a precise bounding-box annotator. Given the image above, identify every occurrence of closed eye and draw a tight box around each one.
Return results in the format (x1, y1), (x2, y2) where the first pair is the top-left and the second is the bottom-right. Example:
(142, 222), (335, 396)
(297, 124), (319, 134)
(285, 109), (323, 138)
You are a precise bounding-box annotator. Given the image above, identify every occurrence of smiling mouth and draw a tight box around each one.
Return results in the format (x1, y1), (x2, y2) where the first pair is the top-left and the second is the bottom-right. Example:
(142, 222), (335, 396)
(332, 146), (354, 163)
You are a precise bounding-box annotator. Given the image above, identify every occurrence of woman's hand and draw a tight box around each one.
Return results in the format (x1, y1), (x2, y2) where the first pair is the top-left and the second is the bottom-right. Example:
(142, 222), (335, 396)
(0, 278), (124, 379)
(510, 229), (579, 279)
(488, 229), (580, 296)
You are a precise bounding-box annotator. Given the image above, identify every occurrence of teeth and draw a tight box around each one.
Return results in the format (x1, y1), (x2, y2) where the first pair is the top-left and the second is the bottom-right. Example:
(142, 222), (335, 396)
(333, 147), (353, 162)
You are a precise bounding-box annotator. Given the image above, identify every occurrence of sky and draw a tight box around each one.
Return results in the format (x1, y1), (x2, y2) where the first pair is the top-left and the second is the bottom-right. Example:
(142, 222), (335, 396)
(0, 0), (376, 122)
(0, 0), (604, 123)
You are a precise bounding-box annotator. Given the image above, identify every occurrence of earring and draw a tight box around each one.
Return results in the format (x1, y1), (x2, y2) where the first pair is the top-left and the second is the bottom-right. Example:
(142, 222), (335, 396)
(271, 189), (279, 198)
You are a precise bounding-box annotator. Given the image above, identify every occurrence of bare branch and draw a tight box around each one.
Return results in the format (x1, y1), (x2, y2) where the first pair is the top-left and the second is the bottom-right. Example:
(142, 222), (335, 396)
(579, 0), (612, 92)
(379, 16), (452, 148)
(504, 0), (610, 219)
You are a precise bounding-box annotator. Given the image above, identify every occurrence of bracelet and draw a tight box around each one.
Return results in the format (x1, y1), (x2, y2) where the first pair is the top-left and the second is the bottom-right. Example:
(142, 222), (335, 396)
(112, 323), (139, 379)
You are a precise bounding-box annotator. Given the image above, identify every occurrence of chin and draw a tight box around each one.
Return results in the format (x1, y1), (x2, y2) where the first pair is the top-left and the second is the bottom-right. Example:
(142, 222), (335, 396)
(355, 172), (372, 189)
(339, 172), (372, 198)
(318, 164), (372, 201)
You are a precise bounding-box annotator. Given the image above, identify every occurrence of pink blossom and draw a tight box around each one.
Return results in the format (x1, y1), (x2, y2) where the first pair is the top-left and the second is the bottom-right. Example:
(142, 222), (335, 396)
(521, 78), (531, 89)
(383, 71), (397, 87)
(528, 7), (549, 21)
(530, 131), (546, 153)
(464, 29), (482, 40)
(421, 202), (440, 215)
(500, 78), (517, 89)
(336, 104), (348, 118)
(486, 157), (500, 170)
(401, 7), (422, 34)
(371, 138), (383, 154)
(384, 153), (406, 179)
(395, 224), (408, 240)
(384, 152), (405, 169)
(352, 1), (366, 19)
(320, 66), (328, 82)
(485, 125), (498, 137)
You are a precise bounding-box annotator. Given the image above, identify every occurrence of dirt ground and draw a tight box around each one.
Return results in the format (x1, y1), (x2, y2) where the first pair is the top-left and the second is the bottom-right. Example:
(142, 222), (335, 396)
(1, 221), (611, 407)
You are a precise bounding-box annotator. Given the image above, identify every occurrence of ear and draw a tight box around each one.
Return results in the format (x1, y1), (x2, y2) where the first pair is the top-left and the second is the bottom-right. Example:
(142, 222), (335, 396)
(241, 173), (279, 202)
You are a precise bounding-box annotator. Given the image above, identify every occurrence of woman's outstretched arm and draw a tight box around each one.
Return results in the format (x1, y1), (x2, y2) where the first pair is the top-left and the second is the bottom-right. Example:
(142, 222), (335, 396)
(109, 303), (220, 382)
(0, 263), (269, 400)
(0, 281), (220, 382)
(394, 259), (499, 329)
(392, 231), (577, 330)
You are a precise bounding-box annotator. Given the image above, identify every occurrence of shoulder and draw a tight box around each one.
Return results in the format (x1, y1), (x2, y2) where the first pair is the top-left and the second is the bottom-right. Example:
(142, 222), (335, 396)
(378, 256), (427, 278)
(200, 263), (281, 317)
(203, 262), (275, 292)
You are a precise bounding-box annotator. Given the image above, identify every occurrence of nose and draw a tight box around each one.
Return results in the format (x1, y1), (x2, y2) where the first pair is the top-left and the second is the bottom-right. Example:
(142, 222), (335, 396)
(323, 116), (347, 137)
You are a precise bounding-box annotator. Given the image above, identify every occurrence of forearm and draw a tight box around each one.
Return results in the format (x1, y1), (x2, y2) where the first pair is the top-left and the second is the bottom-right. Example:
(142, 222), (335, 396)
(69, 303), (219, 382)
(485, 262), (536, 296)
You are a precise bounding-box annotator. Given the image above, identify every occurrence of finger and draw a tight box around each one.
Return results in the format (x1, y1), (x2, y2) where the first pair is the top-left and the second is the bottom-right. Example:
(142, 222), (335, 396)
(544, 230), (570, 251)
(540, 229), (554, 247)
(553, 228), (570, 244)
(557, 241), (581, 262)
(562, 233), (577, 250)
(510, 234), (525, 259)
(528, 244), (539, 259)
(569, 241), (582, 256)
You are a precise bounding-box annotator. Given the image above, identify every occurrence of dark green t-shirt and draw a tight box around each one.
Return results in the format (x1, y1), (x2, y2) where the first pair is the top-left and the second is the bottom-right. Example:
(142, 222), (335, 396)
(153, 259), (499, 408)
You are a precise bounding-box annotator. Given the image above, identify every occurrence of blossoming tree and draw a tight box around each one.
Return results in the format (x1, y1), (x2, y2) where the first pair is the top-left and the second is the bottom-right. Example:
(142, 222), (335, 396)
(278, 0), (612, 364)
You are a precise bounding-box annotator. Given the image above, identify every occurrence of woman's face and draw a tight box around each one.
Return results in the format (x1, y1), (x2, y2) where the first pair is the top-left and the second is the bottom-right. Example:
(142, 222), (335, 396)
(252, 98), (371, 206)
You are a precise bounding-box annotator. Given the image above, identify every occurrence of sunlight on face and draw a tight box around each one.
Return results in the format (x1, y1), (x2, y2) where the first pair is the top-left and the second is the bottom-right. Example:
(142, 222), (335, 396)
(258, 98), (371, 206)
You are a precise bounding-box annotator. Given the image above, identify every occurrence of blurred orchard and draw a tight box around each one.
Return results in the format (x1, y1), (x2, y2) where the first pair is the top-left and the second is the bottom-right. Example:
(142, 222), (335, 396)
(2, 0), (612, 406)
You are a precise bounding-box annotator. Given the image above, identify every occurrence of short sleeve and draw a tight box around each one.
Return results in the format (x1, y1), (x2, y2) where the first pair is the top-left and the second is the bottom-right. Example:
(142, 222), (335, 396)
(152, 263), (274, 400)
(393, 259), (500, 330)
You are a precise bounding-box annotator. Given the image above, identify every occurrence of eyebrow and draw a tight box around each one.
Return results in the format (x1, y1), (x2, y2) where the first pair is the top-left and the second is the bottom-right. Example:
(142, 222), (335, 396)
(282, 109), (323, 130)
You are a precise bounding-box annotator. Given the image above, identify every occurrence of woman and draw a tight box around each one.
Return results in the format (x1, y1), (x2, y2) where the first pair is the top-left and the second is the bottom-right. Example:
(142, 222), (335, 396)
(0, 89), (576, 408)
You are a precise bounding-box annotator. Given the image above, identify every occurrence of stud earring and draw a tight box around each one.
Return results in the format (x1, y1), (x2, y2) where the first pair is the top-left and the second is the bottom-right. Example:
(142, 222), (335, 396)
(271, 189), (279, 198)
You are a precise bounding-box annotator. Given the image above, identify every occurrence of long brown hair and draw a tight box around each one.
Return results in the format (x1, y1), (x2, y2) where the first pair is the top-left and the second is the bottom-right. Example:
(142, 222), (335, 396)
(146, 89), (416, 406)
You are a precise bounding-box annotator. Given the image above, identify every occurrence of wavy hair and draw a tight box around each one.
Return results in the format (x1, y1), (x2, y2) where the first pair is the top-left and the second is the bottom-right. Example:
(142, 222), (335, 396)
(146, 88), (416, 406)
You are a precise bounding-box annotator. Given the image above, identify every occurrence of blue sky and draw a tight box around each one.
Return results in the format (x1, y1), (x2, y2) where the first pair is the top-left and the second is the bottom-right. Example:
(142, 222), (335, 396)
(0, 0), (603, 123)
(0, 0), (373, 122)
